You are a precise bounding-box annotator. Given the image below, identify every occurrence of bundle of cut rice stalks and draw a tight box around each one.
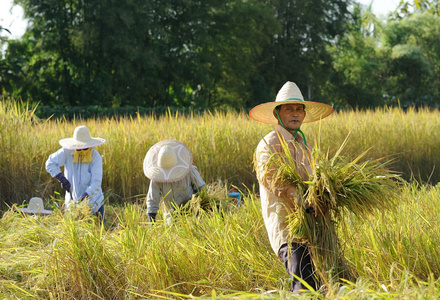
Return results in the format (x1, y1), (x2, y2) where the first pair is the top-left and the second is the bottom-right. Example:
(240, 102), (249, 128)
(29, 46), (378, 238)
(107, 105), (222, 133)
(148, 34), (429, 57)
(267, 135), (403, 290)
(181, 181), (236, 216)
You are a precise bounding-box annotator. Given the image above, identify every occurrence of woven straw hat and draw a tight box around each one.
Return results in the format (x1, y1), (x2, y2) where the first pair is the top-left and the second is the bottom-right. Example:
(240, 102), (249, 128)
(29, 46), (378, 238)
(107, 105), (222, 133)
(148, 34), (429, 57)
(19, 197), (53, 215)
(59, 126), (106, 150)
(249, 81), (333, 124)
(143, 140), (193, 183)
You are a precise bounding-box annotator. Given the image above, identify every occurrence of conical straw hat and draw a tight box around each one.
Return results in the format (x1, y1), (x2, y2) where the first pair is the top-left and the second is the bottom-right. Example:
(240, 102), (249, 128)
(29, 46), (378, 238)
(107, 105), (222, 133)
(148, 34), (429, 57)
(18, 197), (53, 215)
(143, 140), (193, 183)
(249, 81), (333, 124)
(59, 126), (106, 150)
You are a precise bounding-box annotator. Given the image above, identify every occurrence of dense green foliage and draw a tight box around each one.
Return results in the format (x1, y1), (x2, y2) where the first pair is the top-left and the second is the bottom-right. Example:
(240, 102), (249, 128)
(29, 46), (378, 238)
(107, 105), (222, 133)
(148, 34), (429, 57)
(2, 0), (350, 109)
(2, 0), (440, 109)
(323, 0), (440, 108)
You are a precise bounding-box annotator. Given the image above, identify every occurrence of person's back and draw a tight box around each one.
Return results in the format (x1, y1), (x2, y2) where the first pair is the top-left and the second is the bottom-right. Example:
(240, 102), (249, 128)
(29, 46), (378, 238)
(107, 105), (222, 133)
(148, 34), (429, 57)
(143, 140), (205, 223)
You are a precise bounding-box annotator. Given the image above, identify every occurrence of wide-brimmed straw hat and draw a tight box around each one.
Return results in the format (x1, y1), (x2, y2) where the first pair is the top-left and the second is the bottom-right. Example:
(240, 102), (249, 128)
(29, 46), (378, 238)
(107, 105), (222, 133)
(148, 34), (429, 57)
(59, 126), (106, 150)
(18, 197), (53, 215)
(143, 140), (193, 183)
(249, 81), (334, 124)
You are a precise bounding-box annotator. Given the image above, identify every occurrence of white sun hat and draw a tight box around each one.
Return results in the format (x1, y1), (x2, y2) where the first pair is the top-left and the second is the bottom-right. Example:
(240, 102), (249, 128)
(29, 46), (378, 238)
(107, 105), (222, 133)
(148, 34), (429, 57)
(18, 197), (53, 215)
(249, 81), (334, 124)
(143, 140), (193, 183)
(59, 126), (106, 150)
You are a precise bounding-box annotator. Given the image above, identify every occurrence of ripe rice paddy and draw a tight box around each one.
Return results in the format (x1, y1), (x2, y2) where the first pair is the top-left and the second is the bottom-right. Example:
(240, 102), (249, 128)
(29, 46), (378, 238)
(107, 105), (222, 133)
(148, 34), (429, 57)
(1, 101), (440, 299)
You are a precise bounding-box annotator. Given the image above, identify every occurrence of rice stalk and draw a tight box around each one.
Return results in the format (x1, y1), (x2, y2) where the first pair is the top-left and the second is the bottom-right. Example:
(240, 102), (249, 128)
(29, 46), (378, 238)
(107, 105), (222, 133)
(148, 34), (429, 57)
(179, 181), (235, 216)
(266, 135), (403, 290)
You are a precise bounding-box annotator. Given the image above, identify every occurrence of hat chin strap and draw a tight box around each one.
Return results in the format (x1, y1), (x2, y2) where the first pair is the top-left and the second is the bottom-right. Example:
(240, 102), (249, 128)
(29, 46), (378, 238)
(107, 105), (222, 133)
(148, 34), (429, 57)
(275, 109), (308, 149)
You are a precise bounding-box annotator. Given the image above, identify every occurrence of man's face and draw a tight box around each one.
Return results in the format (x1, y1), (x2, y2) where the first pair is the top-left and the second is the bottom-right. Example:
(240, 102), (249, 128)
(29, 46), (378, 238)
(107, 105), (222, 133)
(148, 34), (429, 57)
(276, 104), (306, 129)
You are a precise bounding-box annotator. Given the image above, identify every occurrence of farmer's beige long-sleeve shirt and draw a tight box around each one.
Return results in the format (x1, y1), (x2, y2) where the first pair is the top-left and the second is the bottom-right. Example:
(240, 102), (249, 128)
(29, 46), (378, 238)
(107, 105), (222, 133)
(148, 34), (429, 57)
(255, 125), (312, 255)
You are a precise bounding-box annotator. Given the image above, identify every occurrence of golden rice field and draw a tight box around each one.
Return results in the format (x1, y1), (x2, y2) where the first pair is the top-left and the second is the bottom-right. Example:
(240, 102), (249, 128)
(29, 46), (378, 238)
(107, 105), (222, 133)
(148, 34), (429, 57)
(1, 101), (440, 299)
(1, 102), (439, 207)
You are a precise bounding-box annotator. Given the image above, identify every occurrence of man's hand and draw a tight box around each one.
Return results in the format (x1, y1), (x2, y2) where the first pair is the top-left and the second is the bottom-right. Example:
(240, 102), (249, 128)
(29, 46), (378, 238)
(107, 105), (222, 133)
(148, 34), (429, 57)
(305, 205), (315, 215)
(316, 201), (329, 216)
(305, 202), (329, 216)
(279, 185), (297, 200)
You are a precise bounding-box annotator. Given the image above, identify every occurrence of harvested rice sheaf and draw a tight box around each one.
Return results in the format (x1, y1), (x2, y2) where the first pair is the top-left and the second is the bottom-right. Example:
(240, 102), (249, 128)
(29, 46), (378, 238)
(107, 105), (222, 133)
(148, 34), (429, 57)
(266, 137), (403, 288)
(181, 181), (236, 216)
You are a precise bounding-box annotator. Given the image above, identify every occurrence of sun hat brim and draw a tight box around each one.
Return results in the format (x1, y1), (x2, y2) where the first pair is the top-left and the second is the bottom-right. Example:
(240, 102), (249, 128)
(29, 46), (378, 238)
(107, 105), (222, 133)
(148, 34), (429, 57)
(249, 100), (334, 124)
(143, 140), (193, 183)
(59, 137), (106, 150)
(18, 197), (53, 215)
(19, 207), (53, 215)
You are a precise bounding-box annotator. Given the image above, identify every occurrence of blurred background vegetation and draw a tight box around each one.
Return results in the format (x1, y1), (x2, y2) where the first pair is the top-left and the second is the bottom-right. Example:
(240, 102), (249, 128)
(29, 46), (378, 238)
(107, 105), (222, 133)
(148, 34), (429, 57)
(1, 0), (440, 113)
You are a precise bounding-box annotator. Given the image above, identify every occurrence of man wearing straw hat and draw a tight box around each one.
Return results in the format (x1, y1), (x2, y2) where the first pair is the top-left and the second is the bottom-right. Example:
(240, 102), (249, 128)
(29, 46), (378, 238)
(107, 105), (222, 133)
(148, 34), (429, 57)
(250, 81), (333, 293)
(46, 125), (106, 223)
(143, 139), (205, 224)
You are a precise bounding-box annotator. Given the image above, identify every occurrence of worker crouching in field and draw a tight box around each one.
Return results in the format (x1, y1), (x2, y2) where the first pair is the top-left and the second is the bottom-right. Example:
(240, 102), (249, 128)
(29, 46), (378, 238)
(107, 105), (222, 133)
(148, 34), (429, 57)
(143, 140), (205, 224)
(249, 81), (333, 294)
(46, 125), (106, 224)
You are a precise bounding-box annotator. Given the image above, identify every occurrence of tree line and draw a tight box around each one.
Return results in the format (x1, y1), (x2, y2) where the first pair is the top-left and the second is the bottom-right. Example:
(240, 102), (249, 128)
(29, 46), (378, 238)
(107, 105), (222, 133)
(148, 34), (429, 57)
(1, 0), (440, 111)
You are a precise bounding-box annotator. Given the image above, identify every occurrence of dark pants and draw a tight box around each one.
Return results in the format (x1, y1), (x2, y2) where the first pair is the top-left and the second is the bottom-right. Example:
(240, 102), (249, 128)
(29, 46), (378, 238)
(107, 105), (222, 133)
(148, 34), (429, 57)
(94, 205), (105, 225)
(278, 242), (317, 293)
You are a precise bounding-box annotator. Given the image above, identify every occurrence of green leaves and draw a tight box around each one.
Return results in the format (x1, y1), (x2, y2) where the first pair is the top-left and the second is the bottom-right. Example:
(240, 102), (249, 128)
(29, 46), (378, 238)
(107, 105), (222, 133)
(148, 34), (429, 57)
(2, 0), (280, 109)
(1, 0), (354, 110)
